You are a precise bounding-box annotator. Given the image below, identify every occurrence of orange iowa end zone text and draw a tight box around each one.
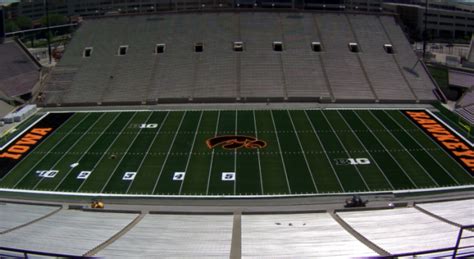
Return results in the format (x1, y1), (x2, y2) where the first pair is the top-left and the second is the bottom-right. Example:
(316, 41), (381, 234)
(0, 128), (52, 160)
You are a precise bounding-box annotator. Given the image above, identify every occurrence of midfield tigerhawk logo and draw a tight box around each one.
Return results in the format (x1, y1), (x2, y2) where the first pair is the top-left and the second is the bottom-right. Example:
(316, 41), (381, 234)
(206, 135), (267, 150)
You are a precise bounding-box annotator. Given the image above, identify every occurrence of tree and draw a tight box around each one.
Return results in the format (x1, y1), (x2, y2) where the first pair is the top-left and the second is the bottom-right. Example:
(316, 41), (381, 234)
(40, 13), (67, 27)
(15, 16), (33, 30)
(5, 20), (19, 33)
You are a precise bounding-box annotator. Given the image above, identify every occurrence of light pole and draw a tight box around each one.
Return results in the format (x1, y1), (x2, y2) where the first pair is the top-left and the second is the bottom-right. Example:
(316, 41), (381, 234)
(45, 0), (52, 64)
(422, 0), (428, 60)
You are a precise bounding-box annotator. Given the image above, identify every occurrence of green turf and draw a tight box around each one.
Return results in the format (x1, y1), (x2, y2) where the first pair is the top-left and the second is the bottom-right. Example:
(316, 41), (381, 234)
(1, 109), (473, 196)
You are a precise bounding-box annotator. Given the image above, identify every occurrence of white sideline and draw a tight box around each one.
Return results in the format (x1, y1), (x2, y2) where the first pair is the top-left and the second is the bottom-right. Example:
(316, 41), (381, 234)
(426, 110), (474, 147)
(0, 113), (49, 151)
(0, 185), (472, 199)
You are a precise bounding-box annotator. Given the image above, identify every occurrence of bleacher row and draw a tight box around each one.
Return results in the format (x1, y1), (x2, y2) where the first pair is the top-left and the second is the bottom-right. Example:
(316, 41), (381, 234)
(42, 12), (438, 106)
(456, 88), (474, 124)
(0, 199), (472, 257)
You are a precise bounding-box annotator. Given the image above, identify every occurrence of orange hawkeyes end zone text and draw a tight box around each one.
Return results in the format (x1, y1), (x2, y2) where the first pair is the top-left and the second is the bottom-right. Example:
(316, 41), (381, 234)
(404, 110), (474, 175)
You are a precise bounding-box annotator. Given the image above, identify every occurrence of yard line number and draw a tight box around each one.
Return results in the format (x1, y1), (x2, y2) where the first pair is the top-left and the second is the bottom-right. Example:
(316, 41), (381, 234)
(334, 158), (371, 166)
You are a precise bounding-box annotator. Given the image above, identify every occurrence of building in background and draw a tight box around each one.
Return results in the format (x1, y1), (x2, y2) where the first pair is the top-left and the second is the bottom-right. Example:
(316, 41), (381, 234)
(383, 0), (474, 40)
(3, 0), (383, 22)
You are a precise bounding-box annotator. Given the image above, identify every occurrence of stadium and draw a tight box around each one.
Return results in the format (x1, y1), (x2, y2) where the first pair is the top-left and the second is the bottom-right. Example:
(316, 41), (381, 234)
(0, 2), (473, 258)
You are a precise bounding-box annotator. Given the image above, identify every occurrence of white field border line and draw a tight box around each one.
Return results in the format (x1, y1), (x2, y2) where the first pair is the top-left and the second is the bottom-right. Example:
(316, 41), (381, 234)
(0, 113), (49, 151)
(100, 112), (154, 193)
(287, 110), (318, 193)
(324, 107), (429, 110)
(76, 113), (138, 192)
(337, 110), (395, 190)
(399, 110), (474, 180)
(426, 109), (474, 147)
(353, 111), (419, 188)
(126, 112), (170, 194)
(321, 111), (371, 191)
(44, 106), (431, 115)
(372, 111), (440, 187)
(253, 110), (264, 195)
(12, 114), (91, 189)
(270, 110), (292, 194)
(304, 110), (345, 192)
(383, 110), (459, 185)
(54, 112), (122, 192)
(49, 109), (152, 114)
(33, 113), (107, 190)
(178, 111), (203, 195)
(206, 111), (220, 195)
(1, 184), (472, 198)
(151, 111), (187, 194)
(0, 113), (74, 184)
(234, 110), (237, 195)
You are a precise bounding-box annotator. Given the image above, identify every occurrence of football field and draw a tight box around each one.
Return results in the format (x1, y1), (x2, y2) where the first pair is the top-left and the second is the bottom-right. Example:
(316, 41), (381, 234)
(0, 109), (473, 196)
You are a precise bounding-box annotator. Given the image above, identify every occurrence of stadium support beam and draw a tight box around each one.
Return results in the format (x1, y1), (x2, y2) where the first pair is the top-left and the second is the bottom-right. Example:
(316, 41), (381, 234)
(0, 7), (5, 44)
(44, 0), (52, 64)
(423, 0), (428, 60)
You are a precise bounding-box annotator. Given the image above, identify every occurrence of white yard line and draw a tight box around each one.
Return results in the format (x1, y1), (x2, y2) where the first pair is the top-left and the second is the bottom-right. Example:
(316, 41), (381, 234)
(253, 110), (264, 195)
(353, 111), (419, 188)
(76, 113), (138, 192)
(383, 110), (460, 185)
(54, 113), (121, 191)
(401, 111), (474, 180)
(320, 111), (371, 191)
(125, 112), (170, 194)
(206, 111), (220, 195)
(178, 111), (203, 195)
(303, 110), (345, 192)
(287, 110), (318, 193)
(12, 114), (90, 189)
(337, 110), (395, 190)
(234, 110), (237, 195)
(270, 110), (292, 194)
(324, 107), (428, 111)
(371, 110), (439, 187)
(151, 112), (187, 194)
(0, 113), (49, 151)
(32, 113), (107, 190)
(100, 112), (154, 193)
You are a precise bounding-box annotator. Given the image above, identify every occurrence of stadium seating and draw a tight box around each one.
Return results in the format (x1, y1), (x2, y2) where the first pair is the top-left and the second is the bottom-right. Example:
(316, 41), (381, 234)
(1, 200), (472, 257)
(280, 13), (331, 100)
(241, 212), (377, 257)
(97, 214), (233, 258)
(42, 12), (438, 105)
(337, 207), (473, 255)
(349, 15), (415, 101)
(317, 14), (375, 101)
(0, 209), (138, 256)
(455, 88), (474, 124)
(416, 199), (474, 226)
(0, 41), (41, 98)
(0, 203), (59, 233)
(379, 16), (437, 101)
